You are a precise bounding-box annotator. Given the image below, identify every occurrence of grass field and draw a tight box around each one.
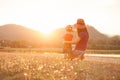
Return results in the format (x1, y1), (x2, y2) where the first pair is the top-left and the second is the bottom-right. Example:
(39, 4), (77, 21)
(0, 48), (120, 54)
(0, 52), (120, 80)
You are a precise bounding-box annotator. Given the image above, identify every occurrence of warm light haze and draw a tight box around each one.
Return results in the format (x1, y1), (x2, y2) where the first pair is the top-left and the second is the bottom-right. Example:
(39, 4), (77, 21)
(0, 0), (120, 35)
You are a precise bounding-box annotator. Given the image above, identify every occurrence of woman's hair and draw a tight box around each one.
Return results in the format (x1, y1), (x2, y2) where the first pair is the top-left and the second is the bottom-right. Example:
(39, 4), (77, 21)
(76, 18), (87, 34)
(77, 19), (85, 25)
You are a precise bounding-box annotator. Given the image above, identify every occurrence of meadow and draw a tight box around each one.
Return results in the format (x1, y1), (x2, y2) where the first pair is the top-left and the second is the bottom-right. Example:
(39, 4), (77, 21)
(0, 52), (120, 80)
(1, 48), (120, 54)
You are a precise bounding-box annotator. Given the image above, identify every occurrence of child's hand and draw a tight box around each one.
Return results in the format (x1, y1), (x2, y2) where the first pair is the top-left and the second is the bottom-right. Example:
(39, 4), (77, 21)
(63, 41), (73, 44)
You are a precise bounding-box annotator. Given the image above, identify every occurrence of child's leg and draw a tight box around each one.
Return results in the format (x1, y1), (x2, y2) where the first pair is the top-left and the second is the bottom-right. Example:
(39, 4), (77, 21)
(64, 53), (68, 59)
(67, 44), (73, 59)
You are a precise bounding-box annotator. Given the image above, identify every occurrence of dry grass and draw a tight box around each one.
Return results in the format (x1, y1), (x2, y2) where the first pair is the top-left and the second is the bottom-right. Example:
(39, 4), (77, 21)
(0, 52), (120, 80)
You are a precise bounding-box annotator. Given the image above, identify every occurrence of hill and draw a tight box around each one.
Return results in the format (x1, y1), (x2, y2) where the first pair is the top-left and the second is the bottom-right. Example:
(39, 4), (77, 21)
(52, 25), (109, 41)
(0, 24), (109, 41)
(0, 24), (42, 42)
(0, 24), (116, 49)
(87, 25), (109, 40)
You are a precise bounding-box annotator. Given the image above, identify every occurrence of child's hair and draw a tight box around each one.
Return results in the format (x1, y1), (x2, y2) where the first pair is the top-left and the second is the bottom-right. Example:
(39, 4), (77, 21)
(65, 25), (73, 32)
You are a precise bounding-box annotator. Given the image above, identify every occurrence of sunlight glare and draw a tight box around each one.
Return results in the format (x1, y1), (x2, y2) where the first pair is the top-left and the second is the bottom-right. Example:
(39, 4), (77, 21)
(38, 28), (54, 35)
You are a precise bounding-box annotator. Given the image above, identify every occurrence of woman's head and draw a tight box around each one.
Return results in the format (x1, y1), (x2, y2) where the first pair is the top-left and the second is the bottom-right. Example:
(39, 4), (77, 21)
(77, 18), (85, 25)
(74, 18), (86, 29)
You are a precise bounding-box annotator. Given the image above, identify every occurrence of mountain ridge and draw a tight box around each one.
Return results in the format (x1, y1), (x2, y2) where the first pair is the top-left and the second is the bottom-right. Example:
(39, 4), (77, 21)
(0, 24), (43, 41)
(0, 24), (109, 41)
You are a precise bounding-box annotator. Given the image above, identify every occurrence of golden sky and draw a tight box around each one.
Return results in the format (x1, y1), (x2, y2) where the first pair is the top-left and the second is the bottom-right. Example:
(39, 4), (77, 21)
(0, 0), (120, 35)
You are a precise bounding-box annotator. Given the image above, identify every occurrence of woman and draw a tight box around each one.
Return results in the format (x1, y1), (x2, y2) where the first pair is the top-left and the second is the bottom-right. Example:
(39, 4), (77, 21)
(71, 18), (89, 60)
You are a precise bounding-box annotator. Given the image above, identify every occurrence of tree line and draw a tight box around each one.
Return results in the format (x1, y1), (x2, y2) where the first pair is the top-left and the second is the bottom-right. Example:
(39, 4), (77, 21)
(0, 35), (120, 50)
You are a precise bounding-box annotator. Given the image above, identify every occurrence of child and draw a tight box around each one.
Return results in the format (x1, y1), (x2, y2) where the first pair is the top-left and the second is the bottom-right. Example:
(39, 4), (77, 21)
(63, 25), (73, 59)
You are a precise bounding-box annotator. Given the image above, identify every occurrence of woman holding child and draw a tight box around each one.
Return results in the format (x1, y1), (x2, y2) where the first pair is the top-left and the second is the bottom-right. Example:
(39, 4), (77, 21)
(70, 18), (89, 60)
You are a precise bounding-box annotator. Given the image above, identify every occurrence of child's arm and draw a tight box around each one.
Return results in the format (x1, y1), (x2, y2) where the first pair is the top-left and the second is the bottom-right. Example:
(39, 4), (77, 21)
(63, 41), (73, 44)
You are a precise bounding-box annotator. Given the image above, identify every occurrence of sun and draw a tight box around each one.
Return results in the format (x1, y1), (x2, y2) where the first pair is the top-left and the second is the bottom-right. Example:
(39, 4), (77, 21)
(38, 28), (54, 35)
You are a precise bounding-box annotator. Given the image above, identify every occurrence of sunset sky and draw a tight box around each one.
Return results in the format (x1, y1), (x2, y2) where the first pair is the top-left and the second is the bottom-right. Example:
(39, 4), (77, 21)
(0, 0), (120, 36)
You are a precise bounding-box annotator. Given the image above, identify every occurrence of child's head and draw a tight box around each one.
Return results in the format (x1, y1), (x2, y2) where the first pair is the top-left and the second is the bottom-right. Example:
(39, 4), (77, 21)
(65, 25), (73, 32)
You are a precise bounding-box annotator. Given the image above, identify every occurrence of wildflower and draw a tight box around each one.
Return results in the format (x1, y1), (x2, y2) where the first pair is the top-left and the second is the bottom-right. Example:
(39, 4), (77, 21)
(70, 66), (74, 69)
(62, 66), (65, 69)
(24, 73), (27, 76)
(61, 76), (67, 80)
(67, 69), (71, 71)
(38, 65), (43, 70)
(112, 76), (115, 79)
(60, 68), (64, 71)
(74, 72), (77, 75)
(46, 73), (50, 76)
(54, 70), (59, 73)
